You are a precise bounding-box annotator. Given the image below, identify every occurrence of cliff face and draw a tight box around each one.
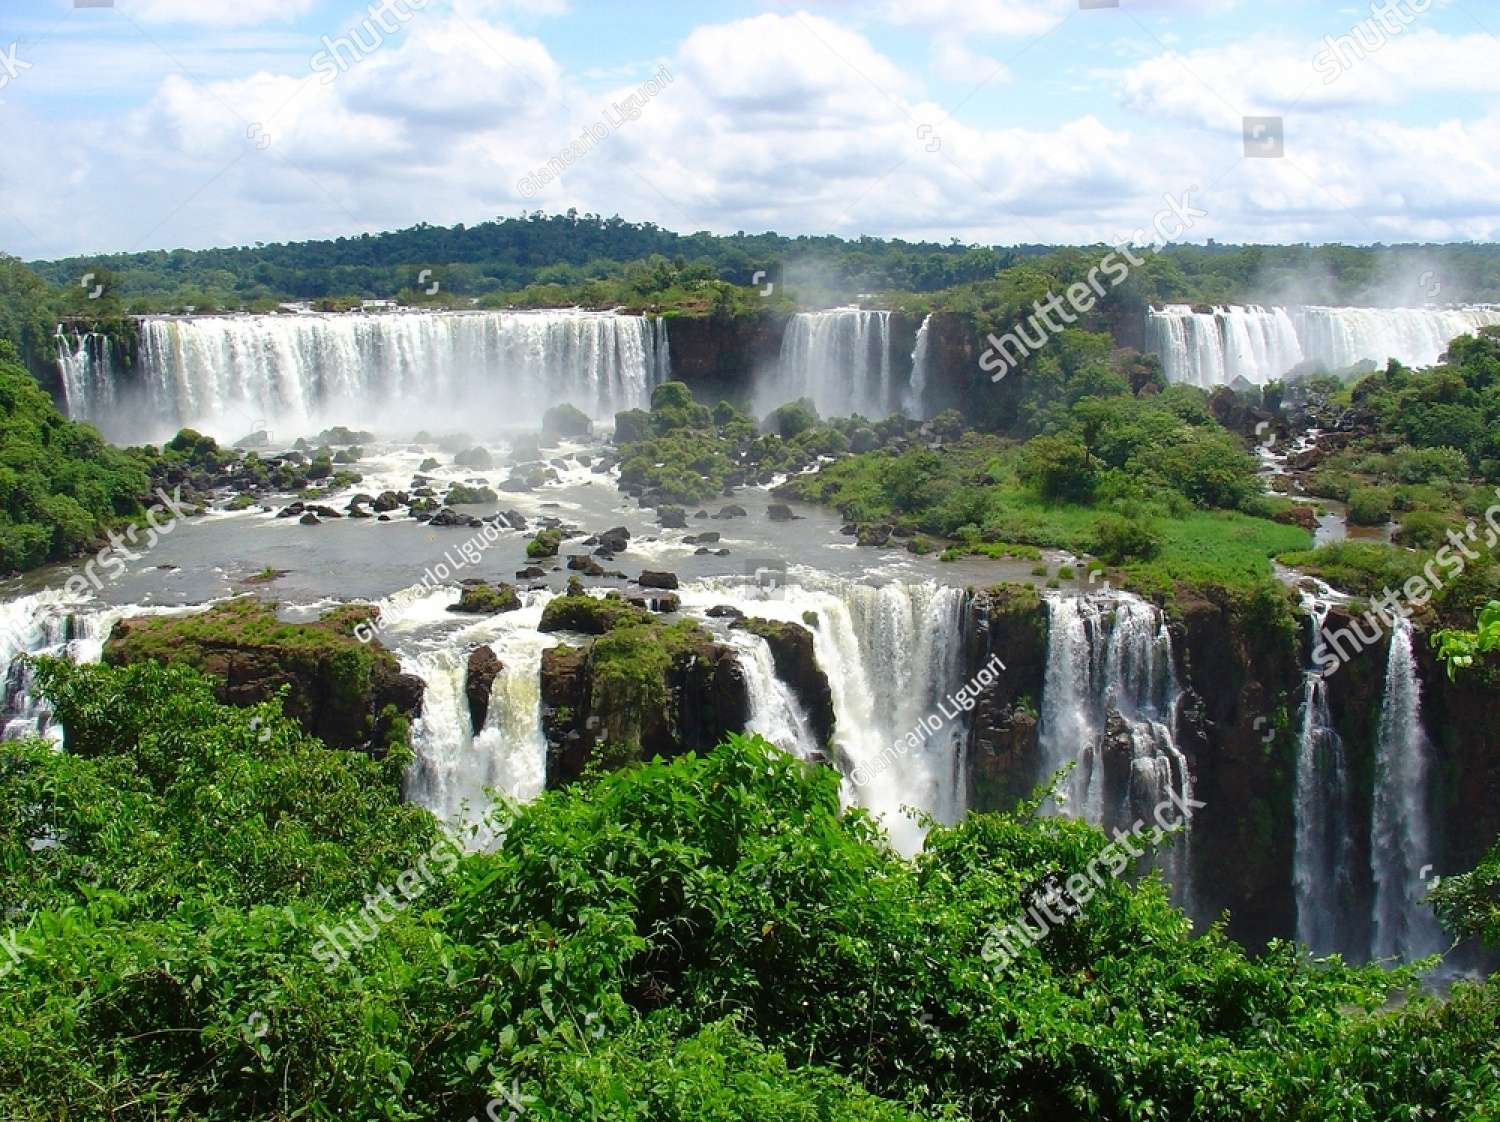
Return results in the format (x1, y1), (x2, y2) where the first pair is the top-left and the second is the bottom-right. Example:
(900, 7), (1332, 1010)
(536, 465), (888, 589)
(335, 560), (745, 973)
(963, 585), (1049, 812)
(1170, 590), (1304, 947)
(540, 630), (750, 787)
(952, 585), (1500, 950)
(662, 314), (786, 404)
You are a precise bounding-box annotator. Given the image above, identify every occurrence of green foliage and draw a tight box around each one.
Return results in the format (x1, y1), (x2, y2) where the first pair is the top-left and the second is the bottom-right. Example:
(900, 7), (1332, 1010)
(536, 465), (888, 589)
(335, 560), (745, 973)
(765, 398), (820, 439)
(528, 528), (563, 559)
(1017, 434), (1096, 503)
(0, 347), (152, 574)
(1432, 600), (1500, 680)
(1092, 512), (1162, 564)
(1430, 838), (1500, 946)
(3, 681), (1496, 1121)
(1347, 486), (1395, 526)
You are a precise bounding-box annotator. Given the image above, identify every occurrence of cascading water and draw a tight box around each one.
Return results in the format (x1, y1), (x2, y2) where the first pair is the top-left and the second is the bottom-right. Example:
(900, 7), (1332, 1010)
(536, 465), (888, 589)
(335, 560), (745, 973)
(1037, 592), (1194, 905)
(1369, 618), (1447, 962)
(764, 309), (901, 419)
(1296, 305), (1500, 373)
(397, 589), (557, 839)
(61, 310), (671, 443)
(724, 628), (820, 761)
(0, 592), (191, 742)
(681, 575), (970, 855)
(1147, 305), (1304, 387)
(1293, 592), (1356, 955)
(902, 314), (932, 419)
(1147, 303), (1500, 387)
(55, 327), (117, 420)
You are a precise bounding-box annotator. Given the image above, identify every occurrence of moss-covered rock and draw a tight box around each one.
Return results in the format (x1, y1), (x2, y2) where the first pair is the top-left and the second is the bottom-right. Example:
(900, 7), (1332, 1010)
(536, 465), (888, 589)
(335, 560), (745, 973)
(541, 616), (749, 787)
(731, 617), (835, 750)
(542, 402), (593, 439)
(539, 592), (650, 635)
(449, 582), (521, 615)
(103, 597), (422, 753)
(527, 528), (562, 558)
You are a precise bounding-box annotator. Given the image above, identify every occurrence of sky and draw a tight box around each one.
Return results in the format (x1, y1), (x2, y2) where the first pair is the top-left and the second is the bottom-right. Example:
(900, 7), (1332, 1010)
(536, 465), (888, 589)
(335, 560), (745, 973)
(1, 0), (1497, 260)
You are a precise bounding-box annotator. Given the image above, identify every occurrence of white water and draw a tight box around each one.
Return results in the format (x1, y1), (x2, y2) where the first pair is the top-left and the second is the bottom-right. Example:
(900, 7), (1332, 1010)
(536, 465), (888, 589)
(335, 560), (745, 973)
(1369, 618), (1447, 962)
(56, 327), (117, 420)
(1147, 303), (1500, 386)
(902, 314), (932, 419)
(393, 588), (558, 840)
(60, 310), (671, 443)
(0, 592), (196, 742)
(724, 628), (820, 761)
(763, 309), (902, 420)
(1293, 592), (1356, 955)
(682, 575), (970, 854)
(1037, 592), (1193, 905)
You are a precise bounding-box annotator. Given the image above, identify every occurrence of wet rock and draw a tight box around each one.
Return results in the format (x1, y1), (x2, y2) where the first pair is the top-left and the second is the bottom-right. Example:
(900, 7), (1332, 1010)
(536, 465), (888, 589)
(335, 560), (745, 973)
(299, 512), (321, 526)
(767, 504), (799, 522)
(516, 565), (547, 579)
(638, 570), (680, 590)
(856, 524), (893, 547)
(706, 604), (744, 619)
(657, 506), (688, 529)
(567, 555), (606, 577)
(372, 491), (404, 512)
(277, 502), (307, 519)
(630, 592), (681, 614)
(713, 505), (748, 520)
(465, 645), (502, 734)
(684, 531), (721, 545)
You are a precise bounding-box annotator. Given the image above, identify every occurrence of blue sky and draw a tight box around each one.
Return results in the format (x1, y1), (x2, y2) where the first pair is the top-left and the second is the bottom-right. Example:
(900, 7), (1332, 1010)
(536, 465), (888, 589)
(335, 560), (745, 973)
(1, 0), (1497, 259)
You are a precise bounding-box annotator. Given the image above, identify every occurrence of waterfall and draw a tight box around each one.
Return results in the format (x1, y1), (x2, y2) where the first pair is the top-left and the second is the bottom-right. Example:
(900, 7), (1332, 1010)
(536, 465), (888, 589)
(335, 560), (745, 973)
(400, 590), (557, 839)
(1146, 305), (1304, 387)
(724, 628), (819, 761)
(1147, 303), (1500, 387)
(1369, 618), (1447, 962)
(1037, 592), (1194, 904)
(1293, 593), (1356, 955)
(681, 575), (970, 854)
(902, 314), (932, 419)
(762, 308), (902, 420)
(1296, 305), (1500, 373)
(59, 310), (670, 444)
(1, 592), (191, 742)
(55, 327), (117, 420)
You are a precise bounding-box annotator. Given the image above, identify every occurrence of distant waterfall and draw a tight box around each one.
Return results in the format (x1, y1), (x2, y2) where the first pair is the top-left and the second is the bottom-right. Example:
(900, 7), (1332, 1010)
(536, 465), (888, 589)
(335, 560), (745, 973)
(1147, 305), (1304, 387)
(1293, 595), (1356, 955)
(903, 314), (932, 419)
(1369, 619), (1447, 962)
(1147, 303), (1500, 387)
(402, 591), (556, 839)
(763, 309), (901, 420)
(1296, 306), (1500, 373)
(60, 310), (671, 443)
(55, 328), (118, 420)
(1037, 592), (1194, 905)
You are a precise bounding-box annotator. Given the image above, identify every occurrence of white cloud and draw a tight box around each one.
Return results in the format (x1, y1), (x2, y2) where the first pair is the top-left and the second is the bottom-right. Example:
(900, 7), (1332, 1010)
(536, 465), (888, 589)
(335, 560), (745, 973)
(122, 0), (320, 27)
(7, 6), (1500, 261)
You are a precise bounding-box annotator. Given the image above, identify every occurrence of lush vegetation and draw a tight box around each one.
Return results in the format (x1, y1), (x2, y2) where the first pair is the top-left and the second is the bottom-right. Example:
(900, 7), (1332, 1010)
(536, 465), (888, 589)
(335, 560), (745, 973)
(615, 382), (910, 505)
(783, 387), (1311, 593)
(0, 341), (155, 574)
(2, 660), (1498, 1120)
(23, 211), (1500, 315)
